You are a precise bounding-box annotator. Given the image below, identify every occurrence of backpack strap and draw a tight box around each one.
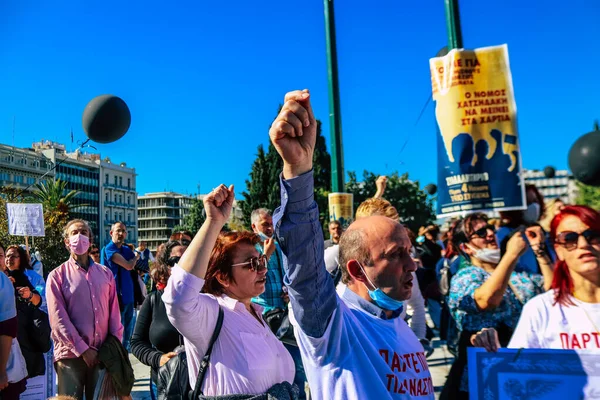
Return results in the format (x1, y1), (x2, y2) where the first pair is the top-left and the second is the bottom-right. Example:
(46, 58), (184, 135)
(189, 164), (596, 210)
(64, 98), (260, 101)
(190, 306), (224, 399)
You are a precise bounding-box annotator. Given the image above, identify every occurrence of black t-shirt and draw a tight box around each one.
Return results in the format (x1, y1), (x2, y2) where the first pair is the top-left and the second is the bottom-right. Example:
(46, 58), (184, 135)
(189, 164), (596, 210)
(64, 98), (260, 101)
(131, 290), (181, 384)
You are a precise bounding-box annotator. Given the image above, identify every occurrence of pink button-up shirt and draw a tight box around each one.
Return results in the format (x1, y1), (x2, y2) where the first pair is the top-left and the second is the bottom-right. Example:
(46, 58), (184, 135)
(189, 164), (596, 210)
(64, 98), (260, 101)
(46, 258), (123, 362)
(163, 266), (295, 396)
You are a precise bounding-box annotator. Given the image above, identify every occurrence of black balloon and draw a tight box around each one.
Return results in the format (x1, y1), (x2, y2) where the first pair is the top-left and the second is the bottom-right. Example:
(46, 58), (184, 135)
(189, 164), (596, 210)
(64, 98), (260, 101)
(436, 47), (449, 58)
(82, 95), (131, 144)
(543, 166), (556, 178)
(424, 184), (437, 195)
(568, 130), (600, 186)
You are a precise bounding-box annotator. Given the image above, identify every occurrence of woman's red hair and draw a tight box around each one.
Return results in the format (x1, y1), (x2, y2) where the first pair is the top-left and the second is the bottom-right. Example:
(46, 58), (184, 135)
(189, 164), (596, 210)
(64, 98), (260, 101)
(202, 231), (260, 296)
(550, 205), (600, 306)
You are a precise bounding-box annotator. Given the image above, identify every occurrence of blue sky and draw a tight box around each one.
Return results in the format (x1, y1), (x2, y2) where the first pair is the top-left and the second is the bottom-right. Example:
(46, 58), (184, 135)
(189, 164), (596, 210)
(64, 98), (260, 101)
(1, 1), (599, 198)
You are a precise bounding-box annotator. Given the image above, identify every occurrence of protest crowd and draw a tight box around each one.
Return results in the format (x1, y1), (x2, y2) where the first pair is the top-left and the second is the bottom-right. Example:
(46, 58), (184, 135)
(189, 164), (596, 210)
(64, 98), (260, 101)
(1, 90), (600, 400)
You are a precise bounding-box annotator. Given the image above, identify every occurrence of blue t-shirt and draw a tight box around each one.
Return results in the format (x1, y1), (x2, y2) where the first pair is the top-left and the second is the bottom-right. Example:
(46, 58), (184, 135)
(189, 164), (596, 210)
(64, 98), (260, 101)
(102, 241), (135, 305)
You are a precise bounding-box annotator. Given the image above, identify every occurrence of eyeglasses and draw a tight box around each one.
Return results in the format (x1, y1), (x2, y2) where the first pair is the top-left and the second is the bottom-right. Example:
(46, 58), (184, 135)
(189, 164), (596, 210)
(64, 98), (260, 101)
(90, 251), (100, 255)
(554, 229), (600, 251)
(166, 256), (181, 267)
(231, 255), (268, 272)
(5, 254), (20, 259)
(470, 224), (496, 240)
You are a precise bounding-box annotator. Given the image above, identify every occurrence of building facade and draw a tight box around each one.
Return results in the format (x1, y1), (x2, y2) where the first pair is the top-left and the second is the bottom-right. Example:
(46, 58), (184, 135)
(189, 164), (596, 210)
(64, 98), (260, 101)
(138, 192), (193, 252)
(34, 141), (102, 240)
(523, 169), (578, 204)
(0, 143), (55, 194)
(98, 158), (138, 248)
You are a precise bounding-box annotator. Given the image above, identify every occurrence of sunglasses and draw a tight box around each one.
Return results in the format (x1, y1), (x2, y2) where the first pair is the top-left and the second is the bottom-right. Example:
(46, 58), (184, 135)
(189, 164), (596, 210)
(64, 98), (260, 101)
(470, 224), (496, 240)
(90, 251), (100, 255)
(166, 256), (181, 267)
(231, 255), (268, 273)
(554, 229), (600, 251)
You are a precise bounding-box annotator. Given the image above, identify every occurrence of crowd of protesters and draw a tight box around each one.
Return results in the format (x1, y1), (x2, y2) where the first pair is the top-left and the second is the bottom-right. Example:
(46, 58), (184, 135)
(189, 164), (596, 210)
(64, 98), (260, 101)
(1, 90), (599, 400)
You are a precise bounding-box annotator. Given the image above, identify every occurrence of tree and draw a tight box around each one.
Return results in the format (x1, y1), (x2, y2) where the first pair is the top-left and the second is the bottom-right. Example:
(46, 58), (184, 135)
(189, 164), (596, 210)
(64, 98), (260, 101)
(31, 180), (86, 217)
(240, 114), (331, 231)
(172, 197), (206, 235)
(345, 170), (436, 233)
(575, 182), (600, 210)
(0, 185), (71, 277)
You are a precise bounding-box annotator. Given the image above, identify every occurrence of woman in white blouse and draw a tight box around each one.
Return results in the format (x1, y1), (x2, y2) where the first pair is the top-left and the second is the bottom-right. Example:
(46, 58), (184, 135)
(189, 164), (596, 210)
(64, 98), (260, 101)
(471, 205), (600, 352)
(162, 184), (297, 399)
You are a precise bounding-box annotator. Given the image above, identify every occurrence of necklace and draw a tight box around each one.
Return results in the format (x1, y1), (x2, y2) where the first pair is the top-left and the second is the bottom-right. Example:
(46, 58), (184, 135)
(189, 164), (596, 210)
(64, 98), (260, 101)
(572, 292), (600, 333)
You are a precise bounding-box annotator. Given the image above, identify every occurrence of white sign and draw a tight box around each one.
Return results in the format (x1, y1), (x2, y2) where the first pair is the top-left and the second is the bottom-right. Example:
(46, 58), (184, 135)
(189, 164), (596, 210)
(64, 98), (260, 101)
(20, 350), (57, 399)
(6, 203), (45, 237)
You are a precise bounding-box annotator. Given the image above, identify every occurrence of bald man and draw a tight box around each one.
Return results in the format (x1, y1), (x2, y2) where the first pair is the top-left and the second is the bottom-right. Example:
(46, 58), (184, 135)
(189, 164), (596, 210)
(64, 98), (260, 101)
(270, 90), (434, 399)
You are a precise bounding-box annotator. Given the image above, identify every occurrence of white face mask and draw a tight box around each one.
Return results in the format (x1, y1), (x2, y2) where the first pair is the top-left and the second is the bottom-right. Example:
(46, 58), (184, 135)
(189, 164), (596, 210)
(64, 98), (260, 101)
(468, 244), (501, 264)
(523, 203), (541, 223)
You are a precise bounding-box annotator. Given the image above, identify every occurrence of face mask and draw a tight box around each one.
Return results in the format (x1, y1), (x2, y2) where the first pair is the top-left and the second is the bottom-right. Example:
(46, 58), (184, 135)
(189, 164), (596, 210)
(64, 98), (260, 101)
(468, 245), (501, 264)
(69, 234), (90, 256)
(357, 262), (404, 312)
(523, 203), (541, 223)
(257, 232), (271, 241)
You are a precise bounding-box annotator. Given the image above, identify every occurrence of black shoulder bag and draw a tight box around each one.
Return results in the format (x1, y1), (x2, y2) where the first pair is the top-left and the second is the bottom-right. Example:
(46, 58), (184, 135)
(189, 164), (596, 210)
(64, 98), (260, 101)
(188, 306), (224, 399)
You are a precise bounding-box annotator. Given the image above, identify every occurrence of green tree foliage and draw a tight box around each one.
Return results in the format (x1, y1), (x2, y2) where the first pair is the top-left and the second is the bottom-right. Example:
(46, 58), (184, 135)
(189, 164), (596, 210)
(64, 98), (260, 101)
(172, 197), (206, 235)
(0, 181), (80, 276)
(240, 117), (331, 231)
(345, 170), (436, 234)
(575, 182), (600, 210)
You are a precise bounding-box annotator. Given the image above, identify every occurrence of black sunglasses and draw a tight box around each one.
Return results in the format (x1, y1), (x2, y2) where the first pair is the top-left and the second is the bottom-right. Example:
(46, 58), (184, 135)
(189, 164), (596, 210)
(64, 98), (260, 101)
(166, 256), (181, 267)
(90, 251), (100, 255)
(470, 224), (496, 240)
(231, 255), (268, 272)
(554, 229), (600, 251)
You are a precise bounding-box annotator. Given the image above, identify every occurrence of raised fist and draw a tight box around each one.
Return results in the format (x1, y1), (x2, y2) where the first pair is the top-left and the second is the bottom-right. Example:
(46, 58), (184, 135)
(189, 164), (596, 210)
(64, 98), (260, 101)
(203, 184), (235, 226)
(374, 176), (388, 198)
(269, 89), (317, 179)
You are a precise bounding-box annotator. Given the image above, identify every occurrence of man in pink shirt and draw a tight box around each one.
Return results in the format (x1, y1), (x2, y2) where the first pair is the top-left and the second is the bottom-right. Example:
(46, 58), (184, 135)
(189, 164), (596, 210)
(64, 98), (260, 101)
(46, 219), (123, 399)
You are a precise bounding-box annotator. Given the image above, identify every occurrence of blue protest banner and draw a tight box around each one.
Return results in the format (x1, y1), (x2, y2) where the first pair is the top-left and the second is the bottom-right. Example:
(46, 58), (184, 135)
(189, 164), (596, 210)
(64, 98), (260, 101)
(468, 348), (600, 399)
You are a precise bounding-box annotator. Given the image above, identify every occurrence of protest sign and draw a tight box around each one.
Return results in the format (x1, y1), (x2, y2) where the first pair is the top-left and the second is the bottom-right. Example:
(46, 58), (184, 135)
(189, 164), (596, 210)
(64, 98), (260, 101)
(20, 349), (57, 399)
(6, 203), (45, 237)
(468, 348), (600, 399)
(328, 193), (353, 229)
(430, 44), (526, 218)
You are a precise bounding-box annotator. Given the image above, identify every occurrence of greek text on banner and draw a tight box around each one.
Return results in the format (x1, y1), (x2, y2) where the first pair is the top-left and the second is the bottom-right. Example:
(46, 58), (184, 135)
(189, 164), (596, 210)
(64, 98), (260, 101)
(430, 44), (526, 218)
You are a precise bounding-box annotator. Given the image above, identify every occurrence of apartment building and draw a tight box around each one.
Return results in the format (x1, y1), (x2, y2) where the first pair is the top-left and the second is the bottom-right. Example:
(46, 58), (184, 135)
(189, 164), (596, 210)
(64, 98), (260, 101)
(98, 158), (138, 248)
(523, 169), (578, 204)
(34, 141), (101, 240)
(0, 143), (55, 193)
(138, 192), (193, 252)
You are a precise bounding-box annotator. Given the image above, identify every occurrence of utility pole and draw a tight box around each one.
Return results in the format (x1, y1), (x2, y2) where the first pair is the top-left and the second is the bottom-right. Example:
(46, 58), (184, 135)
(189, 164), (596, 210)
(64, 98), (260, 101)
(444, 0), (463, 50)
(324, 0), (344, 192)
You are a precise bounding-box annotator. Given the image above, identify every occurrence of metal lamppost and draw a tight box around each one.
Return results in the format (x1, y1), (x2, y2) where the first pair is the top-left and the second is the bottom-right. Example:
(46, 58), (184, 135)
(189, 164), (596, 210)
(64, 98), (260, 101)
(324, 0), (344, 193)
(324, 0), (354, 227)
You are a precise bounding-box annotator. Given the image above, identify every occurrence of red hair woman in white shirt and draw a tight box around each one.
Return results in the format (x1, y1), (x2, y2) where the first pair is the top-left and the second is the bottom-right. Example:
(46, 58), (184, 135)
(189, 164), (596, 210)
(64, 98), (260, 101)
(471, 205), (600, 352)
(162, 185), (297, 398)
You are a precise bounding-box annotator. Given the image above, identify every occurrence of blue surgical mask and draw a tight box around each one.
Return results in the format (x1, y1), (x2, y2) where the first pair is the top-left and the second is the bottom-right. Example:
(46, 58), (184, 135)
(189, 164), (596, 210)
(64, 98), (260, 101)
(357, 261), (404, 312)
(257, 232), (271, 241)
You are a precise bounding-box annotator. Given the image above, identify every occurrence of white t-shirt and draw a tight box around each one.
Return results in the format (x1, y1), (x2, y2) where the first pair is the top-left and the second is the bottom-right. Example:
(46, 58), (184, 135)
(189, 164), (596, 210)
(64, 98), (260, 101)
(0, 272), (28, 384)
(509, 290), (600, 350)
(291, 285), (434, 399)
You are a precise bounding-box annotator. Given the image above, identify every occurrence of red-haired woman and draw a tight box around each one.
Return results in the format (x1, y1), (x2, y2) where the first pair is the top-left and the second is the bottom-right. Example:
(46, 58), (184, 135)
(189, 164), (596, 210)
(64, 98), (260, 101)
(162, 185), (296, 398)
(471, 205), (600, 351)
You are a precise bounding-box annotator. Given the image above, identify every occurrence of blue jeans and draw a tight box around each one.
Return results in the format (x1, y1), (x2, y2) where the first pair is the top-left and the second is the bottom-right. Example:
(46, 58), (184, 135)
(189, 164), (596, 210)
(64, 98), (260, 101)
(150, 379), (158, 400)
(284, 343), (307, 400)
(120, 302), (135, 352)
